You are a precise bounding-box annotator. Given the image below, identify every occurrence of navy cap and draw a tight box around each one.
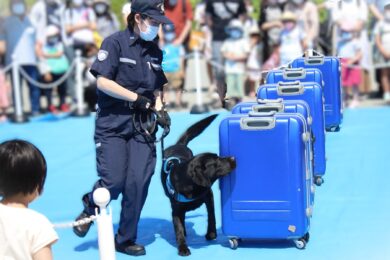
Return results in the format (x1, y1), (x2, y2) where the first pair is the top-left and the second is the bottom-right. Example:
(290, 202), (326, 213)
(131, 0), (173, 24)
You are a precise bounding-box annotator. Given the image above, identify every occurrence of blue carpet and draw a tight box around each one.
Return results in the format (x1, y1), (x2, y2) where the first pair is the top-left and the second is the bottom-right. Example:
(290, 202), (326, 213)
(1, 107), (390, 260)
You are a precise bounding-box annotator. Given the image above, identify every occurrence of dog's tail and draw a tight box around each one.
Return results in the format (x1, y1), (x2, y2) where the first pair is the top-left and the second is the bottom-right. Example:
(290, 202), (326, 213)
(176, 114), (218, 146)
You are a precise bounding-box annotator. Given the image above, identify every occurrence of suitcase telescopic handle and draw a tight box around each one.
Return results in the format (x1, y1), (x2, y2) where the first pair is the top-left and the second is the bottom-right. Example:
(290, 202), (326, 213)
(256, 98), (283, 104)
(277, 81), (304, 95)
(240, 116), (276, 130)
(304, 56), (325, 65)
(283, 68), (306, 79)
(251, 104), (284, 113)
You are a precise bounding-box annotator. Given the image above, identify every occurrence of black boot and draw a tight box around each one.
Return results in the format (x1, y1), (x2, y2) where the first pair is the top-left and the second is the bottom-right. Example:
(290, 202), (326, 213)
(115, 240), (146, 256)
(73, 194), (94, 237)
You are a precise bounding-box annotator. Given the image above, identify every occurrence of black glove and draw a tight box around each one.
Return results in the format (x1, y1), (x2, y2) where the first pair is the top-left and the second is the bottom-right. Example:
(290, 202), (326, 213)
(133, 95), (152, 111)
(156, 110), (171, 128)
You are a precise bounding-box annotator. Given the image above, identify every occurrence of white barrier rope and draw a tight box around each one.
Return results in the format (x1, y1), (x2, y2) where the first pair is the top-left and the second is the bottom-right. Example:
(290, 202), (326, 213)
(341, 61), (390, 69)
(0, 63), (13, 74)
(18, 60), (77, 89)
(53, 215), (97, 229)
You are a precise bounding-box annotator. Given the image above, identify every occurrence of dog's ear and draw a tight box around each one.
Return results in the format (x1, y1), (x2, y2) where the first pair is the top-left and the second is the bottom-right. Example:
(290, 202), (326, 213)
(191, 165), (211, 187)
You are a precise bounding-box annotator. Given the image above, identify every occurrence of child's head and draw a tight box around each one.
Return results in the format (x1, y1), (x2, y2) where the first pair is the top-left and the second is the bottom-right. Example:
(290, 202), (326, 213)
(249, 24), (262, 43)
(226, 19), (244, 40)
(385, 2), (390, 21)
(0, 140), (47, 199)
(93, 0), (110, 16)
(339, 21), (358, 42)
(281, 11), (297, 31)
(162, 23), (176, 44)
(45, 25), (61, 46)
(72, 0), (85, 8)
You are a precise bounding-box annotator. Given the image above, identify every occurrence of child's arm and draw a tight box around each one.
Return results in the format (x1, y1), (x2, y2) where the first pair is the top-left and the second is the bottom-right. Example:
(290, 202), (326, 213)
(42, 50), (64, 59)
(348, 45), (362, 65)
(222, 51), (247, 62)
(179, 47), (185, 78)
(261, 20), (283, 31)
(42, 44), (65, 59)
(33, 245), (54, 260)
(0, 40), (5, 56)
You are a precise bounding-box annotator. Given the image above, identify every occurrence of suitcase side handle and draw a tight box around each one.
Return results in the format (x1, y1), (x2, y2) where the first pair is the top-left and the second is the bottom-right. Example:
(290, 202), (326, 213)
(283, 68), (306, 79)
(257, 98), (283, 104)
(240, 116), (276, 130)
(277, 82), (304, 96)
(304, 56), (325, 65)
(251, 104), (284, 113)
(278, 81), (301, 87)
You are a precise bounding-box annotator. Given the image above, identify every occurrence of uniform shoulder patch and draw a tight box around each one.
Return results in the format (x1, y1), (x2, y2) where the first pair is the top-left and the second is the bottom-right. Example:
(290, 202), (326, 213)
(97, 50), (109, 61)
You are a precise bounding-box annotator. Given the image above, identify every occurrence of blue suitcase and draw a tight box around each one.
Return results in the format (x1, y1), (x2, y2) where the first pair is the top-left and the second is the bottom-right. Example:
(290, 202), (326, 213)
(219, 112), (312, 249)
(231, 100), (316, 205)
(257, 81), (326, 185)
(232, 99), (313, 127)
(291, 56), (342, 132)
(265, 67), (324, 91)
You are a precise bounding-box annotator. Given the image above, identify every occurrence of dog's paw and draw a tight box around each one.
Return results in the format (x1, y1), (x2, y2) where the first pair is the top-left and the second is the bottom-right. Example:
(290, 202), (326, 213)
(205, 231), (217, 241)
(178, 245), (191, 256)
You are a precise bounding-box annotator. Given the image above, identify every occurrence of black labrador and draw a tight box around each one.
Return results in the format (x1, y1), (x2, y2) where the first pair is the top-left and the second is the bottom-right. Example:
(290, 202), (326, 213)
(161, 114), (236, 256)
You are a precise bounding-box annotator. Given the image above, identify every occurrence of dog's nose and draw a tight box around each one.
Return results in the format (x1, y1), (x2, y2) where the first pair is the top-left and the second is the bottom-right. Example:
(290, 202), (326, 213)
(228, 157), (236, 169)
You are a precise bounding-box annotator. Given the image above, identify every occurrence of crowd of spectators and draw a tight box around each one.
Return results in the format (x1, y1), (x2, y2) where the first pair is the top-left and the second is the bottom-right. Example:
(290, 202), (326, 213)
(0, 0), (390, 122)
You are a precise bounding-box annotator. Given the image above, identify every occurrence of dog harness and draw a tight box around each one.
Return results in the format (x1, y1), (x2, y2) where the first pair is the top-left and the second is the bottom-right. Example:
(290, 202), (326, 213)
(163, 156), (196, 203)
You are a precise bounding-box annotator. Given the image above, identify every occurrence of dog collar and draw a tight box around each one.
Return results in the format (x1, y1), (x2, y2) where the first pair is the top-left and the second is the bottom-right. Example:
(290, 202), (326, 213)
(163, 157), (196, 203)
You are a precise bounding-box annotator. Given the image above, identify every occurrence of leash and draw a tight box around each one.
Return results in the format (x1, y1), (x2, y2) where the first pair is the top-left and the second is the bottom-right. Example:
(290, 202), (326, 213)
(132, 106), (171, 144)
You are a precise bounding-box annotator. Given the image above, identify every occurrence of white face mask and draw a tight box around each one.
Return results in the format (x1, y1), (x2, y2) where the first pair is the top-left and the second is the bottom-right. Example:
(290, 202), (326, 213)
(94, 3), (108, 15)
(247, 5), (254, 14)
(73, 0), (84, 7)
(385, 10), (390, 21)
(12, 3), (26, 15)
(46, 0), (58, 5)
(292, 0), (304, 5)
(139, 20), (159, 41)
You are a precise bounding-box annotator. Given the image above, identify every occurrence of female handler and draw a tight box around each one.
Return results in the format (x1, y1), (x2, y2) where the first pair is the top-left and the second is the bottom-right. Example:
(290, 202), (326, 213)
(73, 0), (171, 256)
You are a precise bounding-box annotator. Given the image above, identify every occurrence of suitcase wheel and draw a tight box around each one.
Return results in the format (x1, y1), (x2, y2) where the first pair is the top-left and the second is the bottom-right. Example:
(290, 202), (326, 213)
(229, 238), (240, 250)
(294, 239), (306, 249)
(327, 125), (340, 132)
(315, 176), (324, 186)
(294, 232), (309, 249)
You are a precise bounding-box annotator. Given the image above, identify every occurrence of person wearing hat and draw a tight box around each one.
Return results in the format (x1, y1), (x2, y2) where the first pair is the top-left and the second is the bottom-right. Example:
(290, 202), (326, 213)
(373, 1), (390, 102)
(161, 23), (187, 109)
(246, 24), (263, 97)
(41, 25), (70, 113)
(221, 19), (250, 108)
(92, 0), (120, 40)
(279, 11), (306, 66)
(72, 0), (172, 256)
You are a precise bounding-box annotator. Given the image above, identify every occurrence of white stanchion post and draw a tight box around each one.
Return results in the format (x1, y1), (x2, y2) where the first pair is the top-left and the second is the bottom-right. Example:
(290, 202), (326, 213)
(10, 55), (28, 123)
(190, 48), (209, 114)
(72, 49), (89, 117)
(93, 188), (116, 260)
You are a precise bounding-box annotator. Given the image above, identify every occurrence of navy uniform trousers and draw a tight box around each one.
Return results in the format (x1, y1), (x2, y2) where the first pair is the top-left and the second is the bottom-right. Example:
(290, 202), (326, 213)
(85, 104), (156, 245)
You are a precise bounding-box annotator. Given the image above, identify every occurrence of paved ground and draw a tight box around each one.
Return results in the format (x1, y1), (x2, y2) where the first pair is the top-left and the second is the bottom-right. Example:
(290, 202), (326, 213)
(2, 107), (390, 259)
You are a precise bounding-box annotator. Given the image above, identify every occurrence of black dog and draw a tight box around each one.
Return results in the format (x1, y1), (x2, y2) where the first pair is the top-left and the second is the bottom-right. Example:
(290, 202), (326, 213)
(161, 114), (236, 256)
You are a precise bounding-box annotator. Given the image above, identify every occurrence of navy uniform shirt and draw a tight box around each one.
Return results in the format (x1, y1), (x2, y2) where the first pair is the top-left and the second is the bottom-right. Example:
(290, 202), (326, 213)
(90, 27), (168, 108)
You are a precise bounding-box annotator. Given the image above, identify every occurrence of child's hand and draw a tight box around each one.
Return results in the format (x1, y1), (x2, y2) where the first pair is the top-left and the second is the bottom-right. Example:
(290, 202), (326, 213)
(43, 73), (53, 82)
(179, 70), (185, 79)
(385, 51), (390, 59)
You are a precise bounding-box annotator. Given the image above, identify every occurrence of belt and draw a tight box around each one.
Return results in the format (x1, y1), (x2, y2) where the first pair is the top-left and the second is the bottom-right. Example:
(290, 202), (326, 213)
(122, 101), (134, 108)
